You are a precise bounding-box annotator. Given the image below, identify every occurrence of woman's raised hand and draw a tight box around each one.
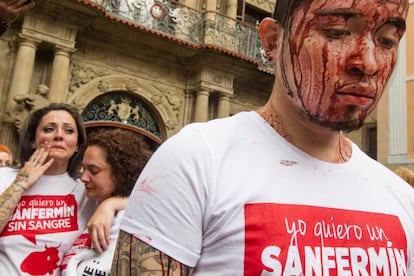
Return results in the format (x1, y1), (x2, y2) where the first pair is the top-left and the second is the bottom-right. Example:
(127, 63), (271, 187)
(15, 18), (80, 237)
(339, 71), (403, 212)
(14, 143), (54, 191)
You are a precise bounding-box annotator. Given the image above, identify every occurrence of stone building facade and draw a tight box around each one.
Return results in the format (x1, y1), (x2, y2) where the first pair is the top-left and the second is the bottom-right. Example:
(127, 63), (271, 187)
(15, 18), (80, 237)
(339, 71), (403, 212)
(0, 0), (412, 170)
(0, 0), (275, 156)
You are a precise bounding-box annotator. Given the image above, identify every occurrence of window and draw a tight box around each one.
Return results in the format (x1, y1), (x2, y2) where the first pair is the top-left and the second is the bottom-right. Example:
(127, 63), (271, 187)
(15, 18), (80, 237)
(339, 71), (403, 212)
(365, 125), (377, 160)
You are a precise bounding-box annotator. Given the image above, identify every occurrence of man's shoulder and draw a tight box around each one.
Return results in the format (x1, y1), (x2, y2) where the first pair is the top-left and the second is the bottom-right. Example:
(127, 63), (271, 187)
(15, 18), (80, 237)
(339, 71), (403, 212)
(183, 111), (259, 134)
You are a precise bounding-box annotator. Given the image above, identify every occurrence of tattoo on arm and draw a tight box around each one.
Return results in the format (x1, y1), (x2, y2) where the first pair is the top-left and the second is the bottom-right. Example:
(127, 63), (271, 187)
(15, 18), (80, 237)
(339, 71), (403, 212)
(0, 175), (28, 232)
(111, 230), (193, 276)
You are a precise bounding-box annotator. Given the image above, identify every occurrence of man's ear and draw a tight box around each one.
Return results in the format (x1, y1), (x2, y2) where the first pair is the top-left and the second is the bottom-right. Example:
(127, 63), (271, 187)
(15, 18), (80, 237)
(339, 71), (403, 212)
(258, 17), (280, 62)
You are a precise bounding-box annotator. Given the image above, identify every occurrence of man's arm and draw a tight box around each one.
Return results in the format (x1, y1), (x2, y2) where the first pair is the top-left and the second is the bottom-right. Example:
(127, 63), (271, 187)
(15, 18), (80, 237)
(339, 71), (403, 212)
(111, 230), (194, 276)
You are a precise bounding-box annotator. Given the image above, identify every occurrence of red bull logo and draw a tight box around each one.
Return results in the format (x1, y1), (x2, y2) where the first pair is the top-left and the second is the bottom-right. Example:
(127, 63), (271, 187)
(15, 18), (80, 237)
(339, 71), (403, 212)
(21, 244), (60, 275)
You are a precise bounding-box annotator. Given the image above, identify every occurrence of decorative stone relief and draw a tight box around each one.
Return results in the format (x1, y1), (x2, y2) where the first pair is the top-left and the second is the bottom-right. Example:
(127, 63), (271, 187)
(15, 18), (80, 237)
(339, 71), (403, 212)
(98, 80), (110, 93)
(108, 97), (140, 123)
(150, 83), (183, 130)
(8, 84), (50, 132)
(69, 63), (110, 95)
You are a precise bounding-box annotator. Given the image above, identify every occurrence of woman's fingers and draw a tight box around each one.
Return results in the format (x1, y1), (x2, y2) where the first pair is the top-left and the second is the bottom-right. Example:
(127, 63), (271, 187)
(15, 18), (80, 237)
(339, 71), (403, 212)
(89, 225), (108, 254)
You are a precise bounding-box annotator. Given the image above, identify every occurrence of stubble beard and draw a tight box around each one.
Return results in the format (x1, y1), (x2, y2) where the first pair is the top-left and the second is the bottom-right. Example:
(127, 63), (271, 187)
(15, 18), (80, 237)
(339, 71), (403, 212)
(305, 105), (366, 133)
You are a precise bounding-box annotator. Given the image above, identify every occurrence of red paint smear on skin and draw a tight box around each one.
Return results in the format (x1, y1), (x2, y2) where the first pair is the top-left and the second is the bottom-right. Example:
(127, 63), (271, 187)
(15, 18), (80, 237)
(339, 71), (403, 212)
(280, 160), (298, 166)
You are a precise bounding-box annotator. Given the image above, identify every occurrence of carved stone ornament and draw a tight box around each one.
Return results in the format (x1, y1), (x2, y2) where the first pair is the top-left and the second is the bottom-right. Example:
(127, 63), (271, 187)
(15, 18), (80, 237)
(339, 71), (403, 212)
(69, 63), (110, 94)
(8, 84), (50, 132)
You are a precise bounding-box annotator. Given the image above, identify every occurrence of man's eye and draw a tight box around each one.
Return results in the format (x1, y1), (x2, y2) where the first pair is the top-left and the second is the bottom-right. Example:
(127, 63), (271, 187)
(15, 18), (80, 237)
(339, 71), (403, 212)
(377, 37), (396, 49)
(324, 29), (350, 38)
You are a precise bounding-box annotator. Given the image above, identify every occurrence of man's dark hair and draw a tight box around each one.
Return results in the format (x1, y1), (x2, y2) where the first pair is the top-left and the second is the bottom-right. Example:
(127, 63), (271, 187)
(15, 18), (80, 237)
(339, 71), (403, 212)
(273, 0), (305, 29)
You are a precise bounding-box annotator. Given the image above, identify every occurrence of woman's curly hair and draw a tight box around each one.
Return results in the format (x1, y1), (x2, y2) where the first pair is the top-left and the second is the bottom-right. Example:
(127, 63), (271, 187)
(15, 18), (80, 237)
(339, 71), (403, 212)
(86, 128), (154, 197)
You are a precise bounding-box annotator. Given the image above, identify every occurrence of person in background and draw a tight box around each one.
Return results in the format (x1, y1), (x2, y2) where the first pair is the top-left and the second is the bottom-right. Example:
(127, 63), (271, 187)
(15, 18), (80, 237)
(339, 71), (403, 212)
(0, 144), (12, 167)
(111, 0), (414, 274)
(0, 0), (35, 36)
(61, 127), (153, 276)
(0, 103), (123, 275)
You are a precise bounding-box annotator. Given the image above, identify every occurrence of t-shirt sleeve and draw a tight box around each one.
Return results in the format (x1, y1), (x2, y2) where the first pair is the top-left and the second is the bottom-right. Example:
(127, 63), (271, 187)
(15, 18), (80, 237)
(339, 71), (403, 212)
(120, 125), (212, 267)
(0, 167), (17, 193)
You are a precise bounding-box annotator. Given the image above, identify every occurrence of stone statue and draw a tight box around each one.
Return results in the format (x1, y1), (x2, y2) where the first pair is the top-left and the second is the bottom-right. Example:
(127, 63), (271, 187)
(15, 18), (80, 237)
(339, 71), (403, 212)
(8, 84), (50, 132)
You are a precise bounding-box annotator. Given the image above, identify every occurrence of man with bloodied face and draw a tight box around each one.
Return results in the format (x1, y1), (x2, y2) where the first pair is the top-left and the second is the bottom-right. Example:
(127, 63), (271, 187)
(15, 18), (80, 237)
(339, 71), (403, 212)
(111, 0), (414, 275)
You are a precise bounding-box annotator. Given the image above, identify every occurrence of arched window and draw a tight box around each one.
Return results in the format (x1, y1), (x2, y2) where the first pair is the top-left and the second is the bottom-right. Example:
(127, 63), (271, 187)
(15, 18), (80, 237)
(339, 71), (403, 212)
(82, 92), (163, 146)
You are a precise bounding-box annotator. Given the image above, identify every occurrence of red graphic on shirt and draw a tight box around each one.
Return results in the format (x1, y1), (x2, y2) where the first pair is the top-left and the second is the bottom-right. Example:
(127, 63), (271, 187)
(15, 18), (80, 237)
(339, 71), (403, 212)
(244, 203), (408, 276)
(20, 244), (60, 275)
(60, 233), (91, 271)
(0, 195), (79, 244)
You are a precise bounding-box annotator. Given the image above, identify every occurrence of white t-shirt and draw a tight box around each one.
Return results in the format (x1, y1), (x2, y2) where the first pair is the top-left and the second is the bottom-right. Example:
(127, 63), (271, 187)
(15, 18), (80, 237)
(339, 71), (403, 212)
(0, 167), (97, 276)
(61, 210), (125, 276)
(121, 111), (414, 275)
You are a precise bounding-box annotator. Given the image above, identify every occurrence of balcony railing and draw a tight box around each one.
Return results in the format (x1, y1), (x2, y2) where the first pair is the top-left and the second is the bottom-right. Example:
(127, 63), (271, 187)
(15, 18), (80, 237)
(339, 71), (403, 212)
(89, 0), (274, 72)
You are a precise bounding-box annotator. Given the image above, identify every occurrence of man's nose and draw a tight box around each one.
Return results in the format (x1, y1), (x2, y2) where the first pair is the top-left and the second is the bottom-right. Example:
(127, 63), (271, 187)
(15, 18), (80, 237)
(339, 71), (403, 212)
(346, 35), (379, 77)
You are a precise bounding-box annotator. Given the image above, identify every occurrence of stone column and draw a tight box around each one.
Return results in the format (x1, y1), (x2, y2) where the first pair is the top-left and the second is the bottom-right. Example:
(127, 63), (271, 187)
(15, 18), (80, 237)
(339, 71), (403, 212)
(48, 46), (72, 103)
(226, 0), (238, 19)
(193, 90), (210, 122)
(217, 93), (230, 118)
(205, 0), (218, 13)
(387, 35), (408, 164)
(6, 37), (40, 112)
(180, 0), (197, 9)
(203, 0), (218, 45)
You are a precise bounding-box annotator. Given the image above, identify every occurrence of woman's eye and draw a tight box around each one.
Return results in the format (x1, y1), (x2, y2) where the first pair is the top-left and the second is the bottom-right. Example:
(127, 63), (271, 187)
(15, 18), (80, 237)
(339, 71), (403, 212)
(43, 127), (54, 133)
(64, 128), (75, 134)
(324, 29), (350, 39)
(83, 167), (99, 175)
(90, 170), (99, 175)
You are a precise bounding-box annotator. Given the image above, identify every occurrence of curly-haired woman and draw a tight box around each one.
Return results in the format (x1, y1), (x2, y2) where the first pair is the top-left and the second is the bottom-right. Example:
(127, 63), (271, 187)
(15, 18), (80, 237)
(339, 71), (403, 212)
(61, 127), (153, 275)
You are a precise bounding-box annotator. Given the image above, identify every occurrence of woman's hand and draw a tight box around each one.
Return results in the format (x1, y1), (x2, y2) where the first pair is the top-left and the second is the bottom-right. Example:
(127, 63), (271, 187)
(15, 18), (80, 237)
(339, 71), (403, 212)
(87, 196), (128, 254)
(15, 144), (53, 191)
(0, 144), (53, 232)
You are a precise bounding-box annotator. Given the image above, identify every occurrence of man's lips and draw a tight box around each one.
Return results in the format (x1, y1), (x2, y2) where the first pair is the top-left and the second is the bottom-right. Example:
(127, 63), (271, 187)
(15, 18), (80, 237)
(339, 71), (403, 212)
(336, 83), (376, 108)
(336, 83), (376, 99)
